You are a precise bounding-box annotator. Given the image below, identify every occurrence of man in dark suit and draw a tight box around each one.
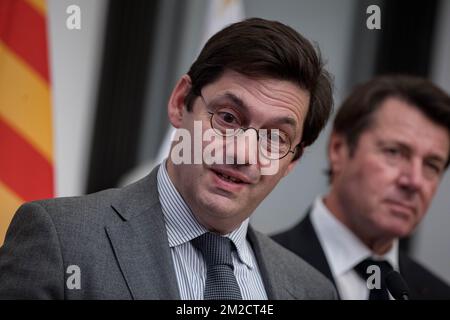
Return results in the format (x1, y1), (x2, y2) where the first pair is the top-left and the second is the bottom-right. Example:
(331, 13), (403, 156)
(273, 75), (450, 300)
(0, 18), (337, 299)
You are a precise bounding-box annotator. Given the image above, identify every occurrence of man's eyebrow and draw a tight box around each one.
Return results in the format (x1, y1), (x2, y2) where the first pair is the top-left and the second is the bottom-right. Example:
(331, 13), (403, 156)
(377, 140), (414, 156)
(378, 139), (448, 165)
(213, 92), (298, 129)
(425, 154), (447, 167)
(212, 92), (248, 110)
(378, 140), (410, 150)
(270, 117), (297, 129)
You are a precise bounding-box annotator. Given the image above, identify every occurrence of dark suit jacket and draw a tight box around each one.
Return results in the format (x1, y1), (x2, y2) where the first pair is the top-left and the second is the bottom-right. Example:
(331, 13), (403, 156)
(0, 167), (337, 300)
(272, 213), (450, 300)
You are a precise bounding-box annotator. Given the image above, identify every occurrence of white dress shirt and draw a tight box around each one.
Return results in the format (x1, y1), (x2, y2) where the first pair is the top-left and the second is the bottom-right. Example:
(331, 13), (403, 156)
(157, 160), (268, 300)
(310, 196), (399, 300)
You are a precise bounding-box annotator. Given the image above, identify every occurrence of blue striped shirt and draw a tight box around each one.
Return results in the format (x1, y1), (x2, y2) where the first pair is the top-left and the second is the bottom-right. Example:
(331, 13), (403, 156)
(157, 160), (268, 300)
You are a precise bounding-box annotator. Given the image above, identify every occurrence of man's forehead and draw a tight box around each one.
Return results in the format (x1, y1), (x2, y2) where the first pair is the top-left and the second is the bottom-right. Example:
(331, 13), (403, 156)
(206, 70), (309, 101)
(371, 98), (443, 133)
(203, 73), (309, 124)
(368, 99), (450, 160)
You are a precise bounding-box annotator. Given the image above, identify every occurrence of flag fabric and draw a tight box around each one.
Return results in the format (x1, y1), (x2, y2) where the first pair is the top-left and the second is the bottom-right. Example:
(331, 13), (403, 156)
(154, 0), (245, 165)
(0, 0), (54, 244)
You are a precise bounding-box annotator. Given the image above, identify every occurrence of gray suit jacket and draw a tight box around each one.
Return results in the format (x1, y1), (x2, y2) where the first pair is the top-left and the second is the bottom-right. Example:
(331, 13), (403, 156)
(0, 166), (336, 299)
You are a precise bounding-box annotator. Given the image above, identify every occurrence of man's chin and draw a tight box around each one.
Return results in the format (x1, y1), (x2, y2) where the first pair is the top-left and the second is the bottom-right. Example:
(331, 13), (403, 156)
(379, 221), (413, 239)
(199, 190), (240, 214)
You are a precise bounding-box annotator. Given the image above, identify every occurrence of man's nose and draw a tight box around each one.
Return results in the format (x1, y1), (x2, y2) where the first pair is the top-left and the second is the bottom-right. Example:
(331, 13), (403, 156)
(226, 129), (259, 165)
(397, 158), (424, 194)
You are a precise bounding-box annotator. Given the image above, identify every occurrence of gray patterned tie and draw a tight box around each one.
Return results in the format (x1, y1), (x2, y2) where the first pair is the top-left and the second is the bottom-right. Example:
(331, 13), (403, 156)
(191, 232), (243, 300)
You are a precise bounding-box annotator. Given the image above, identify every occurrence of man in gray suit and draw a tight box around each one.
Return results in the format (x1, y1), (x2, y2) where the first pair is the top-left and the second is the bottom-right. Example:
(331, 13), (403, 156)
(0, 18), (336, 299)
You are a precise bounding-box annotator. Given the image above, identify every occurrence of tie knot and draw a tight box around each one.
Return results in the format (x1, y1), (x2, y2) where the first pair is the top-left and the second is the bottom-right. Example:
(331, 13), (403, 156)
(354, 258), (393, 280)
(191, 232), (234, 267)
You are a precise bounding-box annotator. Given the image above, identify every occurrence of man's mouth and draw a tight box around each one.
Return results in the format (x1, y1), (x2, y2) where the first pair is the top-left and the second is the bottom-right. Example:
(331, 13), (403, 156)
(384, 199), (416, 216)
(215, 171), (244, 184)
(210, 167), (254, 185)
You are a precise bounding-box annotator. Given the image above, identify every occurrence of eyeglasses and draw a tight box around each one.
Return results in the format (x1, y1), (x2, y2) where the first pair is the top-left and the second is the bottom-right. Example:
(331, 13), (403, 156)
(198, 94), (301, 160)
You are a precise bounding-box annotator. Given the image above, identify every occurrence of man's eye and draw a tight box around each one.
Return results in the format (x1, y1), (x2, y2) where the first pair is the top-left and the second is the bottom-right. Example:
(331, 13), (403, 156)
(425, 162), (443, 176)
(384, 147), (400, 157)
(268, 131), (287, 144)
(217, 112), (239, 124)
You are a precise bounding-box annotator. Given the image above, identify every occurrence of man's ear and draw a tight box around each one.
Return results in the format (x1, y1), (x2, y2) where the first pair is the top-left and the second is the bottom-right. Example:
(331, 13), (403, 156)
(168, 74), (192, 128)
(328, 131), (349, 178)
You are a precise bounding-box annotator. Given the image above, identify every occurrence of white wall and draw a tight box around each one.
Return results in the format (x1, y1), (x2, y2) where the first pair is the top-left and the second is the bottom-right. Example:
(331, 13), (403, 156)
(48, 0), (107, 197)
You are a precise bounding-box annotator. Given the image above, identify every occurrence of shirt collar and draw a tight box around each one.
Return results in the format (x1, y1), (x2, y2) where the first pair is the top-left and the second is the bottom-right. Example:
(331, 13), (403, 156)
(310, 196), (399, 277)
(156, 160), (254, 269)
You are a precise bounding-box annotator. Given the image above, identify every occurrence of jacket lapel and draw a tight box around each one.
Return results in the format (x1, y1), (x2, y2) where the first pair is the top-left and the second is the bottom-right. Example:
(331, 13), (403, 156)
(248, 227), (300, 299)
(106, 166), (180, 299)
(247, 227), (277, 299)
(272, 210), (340, 298)
(398, 252), (425, 299)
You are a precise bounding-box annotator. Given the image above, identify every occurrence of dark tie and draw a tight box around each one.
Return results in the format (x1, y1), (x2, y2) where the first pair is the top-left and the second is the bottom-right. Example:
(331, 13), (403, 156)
(354, 258), (393, 300)
(191, 232), (243, 300)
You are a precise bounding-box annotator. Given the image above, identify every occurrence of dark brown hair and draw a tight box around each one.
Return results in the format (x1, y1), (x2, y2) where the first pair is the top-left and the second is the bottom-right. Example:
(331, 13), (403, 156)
(330, 74), (450, 177)
(184, 18), (333, 160)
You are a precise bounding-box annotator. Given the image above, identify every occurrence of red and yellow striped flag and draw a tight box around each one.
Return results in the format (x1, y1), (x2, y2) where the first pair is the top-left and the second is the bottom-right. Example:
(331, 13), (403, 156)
(0, 0), (54, 245)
